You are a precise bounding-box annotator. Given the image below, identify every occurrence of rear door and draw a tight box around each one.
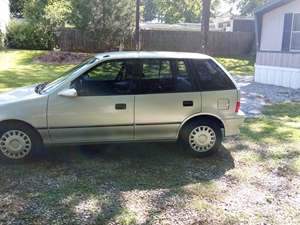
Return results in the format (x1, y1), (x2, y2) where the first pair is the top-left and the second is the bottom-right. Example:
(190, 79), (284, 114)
(190, 59), (238, 118)
(134, 59), (201, 141)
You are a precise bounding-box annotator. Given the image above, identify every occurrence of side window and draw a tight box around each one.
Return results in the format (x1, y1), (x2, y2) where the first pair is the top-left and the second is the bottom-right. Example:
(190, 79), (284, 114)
(138, 59), (196, 94)
(138, 59), (173, 94)
(192, 59), (236, 91)
(85, 61), (123, 81)
(72, 60), (138, 96)
(142, 60), (172, 79)
(177, 60), (189, 76)
(174, 60), (195, 92)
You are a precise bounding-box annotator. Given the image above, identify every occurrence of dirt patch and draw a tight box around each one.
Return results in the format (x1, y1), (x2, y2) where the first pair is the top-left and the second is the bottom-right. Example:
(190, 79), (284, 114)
(33, 51), (93, 64)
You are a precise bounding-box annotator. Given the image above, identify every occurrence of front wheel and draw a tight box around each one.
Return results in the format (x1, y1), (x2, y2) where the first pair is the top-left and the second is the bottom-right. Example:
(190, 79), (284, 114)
(0, 122), (44, 161)
(180, 119), (222, 157)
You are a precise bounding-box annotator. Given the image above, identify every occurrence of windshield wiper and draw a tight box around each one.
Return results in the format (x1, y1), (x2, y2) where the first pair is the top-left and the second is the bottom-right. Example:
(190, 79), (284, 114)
(35, 82), (48, 94)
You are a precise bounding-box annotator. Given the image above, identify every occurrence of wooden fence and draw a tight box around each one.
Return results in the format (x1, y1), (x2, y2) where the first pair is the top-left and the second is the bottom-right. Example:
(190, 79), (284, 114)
(141, 30), (255, 56)
(57, 29), (255, 56)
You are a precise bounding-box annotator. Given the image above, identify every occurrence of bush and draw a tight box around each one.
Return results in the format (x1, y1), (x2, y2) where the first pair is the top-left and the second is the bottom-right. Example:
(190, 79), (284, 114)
(5, 20), (55, 50)
(0, 31), (4, 49)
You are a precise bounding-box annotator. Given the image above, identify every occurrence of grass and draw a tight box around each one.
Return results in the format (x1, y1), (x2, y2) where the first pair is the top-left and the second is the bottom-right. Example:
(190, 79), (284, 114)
(0, 103), (299, 224)
(0, 50), (73, 92)
(216, 56), (255, 75)
(0, 50), (254, 92)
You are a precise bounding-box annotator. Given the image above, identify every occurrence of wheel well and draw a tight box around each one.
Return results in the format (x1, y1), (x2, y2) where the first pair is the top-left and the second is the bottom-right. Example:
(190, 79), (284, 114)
(0, 120), (43, 141)
(180, 115), (225, 136)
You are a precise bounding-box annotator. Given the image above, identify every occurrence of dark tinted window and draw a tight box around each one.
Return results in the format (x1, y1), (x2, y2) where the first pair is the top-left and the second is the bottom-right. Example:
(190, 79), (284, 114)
(137, 59), (195, 94)
(192, 59), (236, 91)
(72, 60), (138, 96)
(174, 60), (195, 92)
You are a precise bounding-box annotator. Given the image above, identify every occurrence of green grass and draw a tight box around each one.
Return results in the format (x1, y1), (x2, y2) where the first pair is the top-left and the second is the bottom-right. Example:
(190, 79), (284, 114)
(215, 56), (255, 75)
(241, 103), (300, 144)
(0, 103), (299, 224)
(0, 50), (73, 92)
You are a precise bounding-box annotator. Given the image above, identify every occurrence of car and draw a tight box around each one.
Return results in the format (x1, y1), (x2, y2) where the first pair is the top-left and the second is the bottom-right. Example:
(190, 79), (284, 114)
(0, 51), (244, 161)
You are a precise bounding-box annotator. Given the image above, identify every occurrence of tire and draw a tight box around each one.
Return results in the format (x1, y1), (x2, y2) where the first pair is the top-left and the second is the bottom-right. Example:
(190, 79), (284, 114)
(0, 122), (44, 162)
(180, 119), (222, 157)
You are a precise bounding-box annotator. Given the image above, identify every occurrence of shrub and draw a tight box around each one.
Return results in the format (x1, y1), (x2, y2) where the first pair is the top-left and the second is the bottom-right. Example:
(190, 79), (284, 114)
(0, 31), (4, 49)
(5, 19), (55, 50)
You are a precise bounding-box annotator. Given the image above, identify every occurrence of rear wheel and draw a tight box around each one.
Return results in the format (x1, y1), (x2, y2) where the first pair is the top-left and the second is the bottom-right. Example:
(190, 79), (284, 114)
(0, 122), (44, 161)
(180, 119), (222, 157)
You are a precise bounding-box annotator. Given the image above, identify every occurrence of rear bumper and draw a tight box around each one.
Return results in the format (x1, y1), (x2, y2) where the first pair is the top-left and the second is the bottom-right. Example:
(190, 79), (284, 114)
(223, 111), (245, 136)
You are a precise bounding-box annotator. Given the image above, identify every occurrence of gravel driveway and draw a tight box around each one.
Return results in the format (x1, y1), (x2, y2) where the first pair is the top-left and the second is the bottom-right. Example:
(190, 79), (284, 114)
(234, 75), (300, 117)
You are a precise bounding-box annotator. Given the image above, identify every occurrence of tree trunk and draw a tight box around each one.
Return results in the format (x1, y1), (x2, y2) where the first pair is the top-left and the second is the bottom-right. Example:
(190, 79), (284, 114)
(135, 0), (141, 50)
(201, 0), (211, 54)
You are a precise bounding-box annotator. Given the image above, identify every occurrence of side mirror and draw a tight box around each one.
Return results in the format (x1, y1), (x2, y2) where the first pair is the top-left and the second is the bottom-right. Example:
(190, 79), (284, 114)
(58, 88), (78, 97)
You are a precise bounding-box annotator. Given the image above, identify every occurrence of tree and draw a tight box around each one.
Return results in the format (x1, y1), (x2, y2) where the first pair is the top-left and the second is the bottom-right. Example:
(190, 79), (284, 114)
(136, 0), (141, 49)
(69, 0), (135, 49)
(155, 0), (202, 23)
(201, 0), (211, 53)
(225, 0), (268, 16)
(144, 0), (157, 21)
(237, 0), (267, 15)
(9, 0), (25, 18)
(22, 0), (72, 49)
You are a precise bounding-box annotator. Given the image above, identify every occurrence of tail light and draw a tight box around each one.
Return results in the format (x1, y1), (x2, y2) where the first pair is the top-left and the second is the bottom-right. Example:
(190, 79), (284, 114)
(235, 101), (240, 113)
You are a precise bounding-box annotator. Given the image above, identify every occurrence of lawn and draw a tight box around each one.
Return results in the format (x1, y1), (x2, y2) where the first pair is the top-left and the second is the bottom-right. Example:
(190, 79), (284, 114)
(0, 103), (299, 225)
(0, 50), (299, 225)
(216, 56), (255, 75)
(0, 50), (254, 92)
(0, 50), (74, 92)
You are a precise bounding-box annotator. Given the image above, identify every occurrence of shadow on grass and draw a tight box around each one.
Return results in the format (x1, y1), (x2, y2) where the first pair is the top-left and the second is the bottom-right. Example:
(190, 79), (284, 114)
(0, 142), (234, 224)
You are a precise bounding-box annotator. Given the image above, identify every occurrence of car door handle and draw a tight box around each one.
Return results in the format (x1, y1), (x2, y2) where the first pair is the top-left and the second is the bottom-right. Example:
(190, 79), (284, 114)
(183, 101), (193, 107)
(115, 103), (126, 110)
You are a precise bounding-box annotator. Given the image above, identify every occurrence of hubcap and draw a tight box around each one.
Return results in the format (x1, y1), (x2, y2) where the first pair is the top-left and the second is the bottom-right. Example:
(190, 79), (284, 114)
(0, 130), (32, 159)
(189, 126), (216, 152)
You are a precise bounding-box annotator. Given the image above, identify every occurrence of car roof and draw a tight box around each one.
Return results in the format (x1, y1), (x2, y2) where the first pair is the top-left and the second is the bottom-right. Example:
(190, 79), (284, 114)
(95, 51), (212, 60)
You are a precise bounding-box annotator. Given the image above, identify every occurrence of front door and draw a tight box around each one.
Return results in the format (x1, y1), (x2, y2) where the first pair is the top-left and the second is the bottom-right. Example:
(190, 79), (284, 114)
(134, 59), (202, 141)
(47, 59), (138, 144)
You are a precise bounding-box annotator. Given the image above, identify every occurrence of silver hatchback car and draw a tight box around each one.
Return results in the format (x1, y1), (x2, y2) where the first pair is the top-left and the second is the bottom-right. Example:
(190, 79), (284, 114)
(0, 51), (244, 161)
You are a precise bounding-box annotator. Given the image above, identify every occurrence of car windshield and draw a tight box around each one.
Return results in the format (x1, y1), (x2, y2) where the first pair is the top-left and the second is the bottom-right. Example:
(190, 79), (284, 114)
(40, 57), (98, 94)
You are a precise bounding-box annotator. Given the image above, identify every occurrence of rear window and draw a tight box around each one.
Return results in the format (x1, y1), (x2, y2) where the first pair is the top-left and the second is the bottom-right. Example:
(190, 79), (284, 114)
(191, 59), (236, 91)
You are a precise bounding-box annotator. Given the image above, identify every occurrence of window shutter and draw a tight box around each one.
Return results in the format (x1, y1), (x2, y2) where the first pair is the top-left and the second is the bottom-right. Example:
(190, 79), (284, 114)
(282, 13), (293, 51)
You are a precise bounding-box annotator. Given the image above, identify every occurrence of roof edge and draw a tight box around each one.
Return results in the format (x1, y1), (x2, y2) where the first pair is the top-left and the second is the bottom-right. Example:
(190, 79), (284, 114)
(255, 0), (295, 15)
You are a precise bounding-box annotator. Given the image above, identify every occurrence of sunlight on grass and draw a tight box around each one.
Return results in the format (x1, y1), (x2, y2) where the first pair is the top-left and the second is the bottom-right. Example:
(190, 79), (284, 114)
(192, 199), (245, 224)
(0, 50), (74, 92)
(241, 104), (300, 144)
(215, 56), (255, 75)
(237, 103), (300, 174)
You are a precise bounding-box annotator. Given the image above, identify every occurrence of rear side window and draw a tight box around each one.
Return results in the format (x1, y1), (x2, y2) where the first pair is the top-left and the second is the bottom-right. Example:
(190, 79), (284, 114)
(137, 59), (196, 94)
(191, 59), (236, 91)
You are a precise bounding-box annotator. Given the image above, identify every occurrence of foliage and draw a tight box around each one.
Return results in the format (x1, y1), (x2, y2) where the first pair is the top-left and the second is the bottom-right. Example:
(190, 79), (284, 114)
(143, 0), (157, 22)
(237, 0), (267, 15)
(225, 0), (268, 16)
(9, 0), (25, 18)
(69, 0), (135, 49)
(7, 0), (72, 50)
(143, 0), (220, 23)
(155, 0), (202, 23)
(24, 0), (71, 29)
(0, 32), (4, 49)
(5, 20), (55, 50)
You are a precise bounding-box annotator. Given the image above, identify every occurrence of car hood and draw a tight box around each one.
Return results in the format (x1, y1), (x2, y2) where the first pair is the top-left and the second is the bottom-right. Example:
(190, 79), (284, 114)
(0, 85), (41, 104)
